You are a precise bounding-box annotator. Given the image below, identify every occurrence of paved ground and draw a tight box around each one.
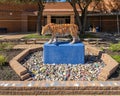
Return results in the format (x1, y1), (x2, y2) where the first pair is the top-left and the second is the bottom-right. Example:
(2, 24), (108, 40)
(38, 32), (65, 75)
(0, 32), (32, 40)
(0, 32), (45, 49)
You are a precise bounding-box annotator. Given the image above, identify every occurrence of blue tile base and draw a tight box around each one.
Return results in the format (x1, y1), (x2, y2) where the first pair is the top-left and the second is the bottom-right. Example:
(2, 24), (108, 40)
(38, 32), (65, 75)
(43, 42), (85, 64)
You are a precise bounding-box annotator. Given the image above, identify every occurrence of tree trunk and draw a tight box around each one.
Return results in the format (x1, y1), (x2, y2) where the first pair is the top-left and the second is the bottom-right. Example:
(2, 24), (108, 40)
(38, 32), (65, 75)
(69, 2), (82, 34)
(36, 1), (44, 35)
(117, 13), (120, 34)
(74, 8), (82, 34)
(36, 10), (43, 35)
(80, 8), (87, 34)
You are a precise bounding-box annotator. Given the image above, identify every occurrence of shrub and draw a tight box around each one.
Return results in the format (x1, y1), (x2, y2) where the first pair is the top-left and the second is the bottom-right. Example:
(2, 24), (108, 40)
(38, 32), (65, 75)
(109, 42), (120, 52)
(0, 55), (6, 69)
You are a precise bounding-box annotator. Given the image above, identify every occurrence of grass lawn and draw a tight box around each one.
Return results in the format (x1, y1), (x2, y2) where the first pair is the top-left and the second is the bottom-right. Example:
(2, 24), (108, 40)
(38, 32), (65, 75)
(108, 42), (120, 63)
(111, 55), (120, 63)
(22, 33), (51, 39)
(109, 42), (120, 52)
(22, 32), (98, 40)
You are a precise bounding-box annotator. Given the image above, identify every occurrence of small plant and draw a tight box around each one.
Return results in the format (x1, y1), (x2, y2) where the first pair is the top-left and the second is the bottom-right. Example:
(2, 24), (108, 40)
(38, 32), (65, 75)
(4, 42), (14, 50)
(0, 55), (6, 69)
(109, 42), (120, 52)
(0, 42), (14, 51)
(0, 43), (7, 51)
(100, 47), (104, 51)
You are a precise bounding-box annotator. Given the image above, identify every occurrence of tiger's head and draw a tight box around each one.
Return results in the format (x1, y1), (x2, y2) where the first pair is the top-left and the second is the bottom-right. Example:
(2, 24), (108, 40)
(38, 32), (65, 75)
(41, 23), (54, 35)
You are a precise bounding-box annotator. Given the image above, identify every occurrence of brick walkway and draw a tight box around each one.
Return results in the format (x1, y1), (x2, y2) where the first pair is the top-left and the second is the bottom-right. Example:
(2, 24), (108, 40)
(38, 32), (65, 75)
(0, 33), (29, 40)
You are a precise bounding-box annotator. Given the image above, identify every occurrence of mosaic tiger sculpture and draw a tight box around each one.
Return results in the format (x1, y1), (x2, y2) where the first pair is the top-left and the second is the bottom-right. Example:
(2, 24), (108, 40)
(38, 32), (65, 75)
(41, 23), (80, 44)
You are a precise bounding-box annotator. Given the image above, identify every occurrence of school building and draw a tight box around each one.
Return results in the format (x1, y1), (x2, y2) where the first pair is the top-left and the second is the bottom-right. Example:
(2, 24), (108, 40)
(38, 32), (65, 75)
(0, 2), (119, 33)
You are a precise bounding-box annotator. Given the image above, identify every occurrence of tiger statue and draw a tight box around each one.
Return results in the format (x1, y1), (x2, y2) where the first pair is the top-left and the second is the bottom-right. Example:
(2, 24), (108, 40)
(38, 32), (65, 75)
(41, 23), (80, 44)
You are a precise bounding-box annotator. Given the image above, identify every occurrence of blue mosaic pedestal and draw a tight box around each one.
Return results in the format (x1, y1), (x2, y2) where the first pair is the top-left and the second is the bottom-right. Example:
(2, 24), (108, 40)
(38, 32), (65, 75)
(43, 42), (85, 64)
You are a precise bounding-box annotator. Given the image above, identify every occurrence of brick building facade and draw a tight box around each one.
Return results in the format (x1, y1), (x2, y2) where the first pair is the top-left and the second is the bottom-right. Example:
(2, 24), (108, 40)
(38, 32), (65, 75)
(0, 2), (119, 33)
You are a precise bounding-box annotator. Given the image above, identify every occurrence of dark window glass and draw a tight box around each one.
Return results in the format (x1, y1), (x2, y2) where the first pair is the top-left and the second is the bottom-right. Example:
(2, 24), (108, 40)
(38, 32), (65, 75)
(66, 18), (70, 23)
(51, 19), (56, 23)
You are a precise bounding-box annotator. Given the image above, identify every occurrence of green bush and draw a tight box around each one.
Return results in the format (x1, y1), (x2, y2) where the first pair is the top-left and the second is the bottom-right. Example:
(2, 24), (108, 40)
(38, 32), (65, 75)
(0, 55), (6, 69)
(111, 55), (120, 63)
(109, 42), (120, 52)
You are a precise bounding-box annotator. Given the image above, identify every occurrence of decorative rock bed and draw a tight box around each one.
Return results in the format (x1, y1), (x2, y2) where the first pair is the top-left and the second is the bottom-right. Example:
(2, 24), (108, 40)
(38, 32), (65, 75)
(9, 45), (119, 81)
(20, 50), (105, 81)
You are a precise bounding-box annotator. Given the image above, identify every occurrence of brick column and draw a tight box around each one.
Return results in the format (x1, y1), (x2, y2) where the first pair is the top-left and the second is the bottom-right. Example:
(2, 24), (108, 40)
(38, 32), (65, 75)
(47, 15), (51, 24)
(70, 15), (75, 24)
(21, 13), (28, 32)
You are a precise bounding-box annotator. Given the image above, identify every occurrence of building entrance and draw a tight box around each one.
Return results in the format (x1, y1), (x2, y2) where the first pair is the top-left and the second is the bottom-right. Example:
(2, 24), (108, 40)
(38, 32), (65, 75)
(51, 16), (70, 24)
(56, 18), (65, 24)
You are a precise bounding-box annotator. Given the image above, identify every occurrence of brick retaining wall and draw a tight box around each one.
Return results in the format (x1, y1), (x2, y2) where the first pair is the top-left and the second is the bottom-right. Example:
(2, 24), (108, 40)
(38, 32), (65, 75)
(0, 81), (120, 95)
(5, 45), (119, 95)
(9, 45), (119, 81)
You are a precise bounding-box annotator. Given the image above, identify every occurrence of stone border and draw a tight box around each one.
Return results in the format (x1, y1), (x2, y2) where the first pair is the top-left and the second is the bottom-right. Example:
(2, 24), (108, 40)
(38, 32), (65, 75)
(20, 38), (50, 44)
(9, 46), (43, 80)
(10, 45), (119, 81)
(98, 53), (119, 80)
(85, 45), (119, 80)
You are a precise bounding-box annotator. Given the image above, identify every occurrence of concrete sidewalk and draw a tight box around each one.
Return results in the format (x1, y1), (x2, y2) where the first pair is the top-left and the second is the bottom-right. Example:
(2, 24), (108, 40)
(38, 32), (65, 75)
(0, 32), (32, 40)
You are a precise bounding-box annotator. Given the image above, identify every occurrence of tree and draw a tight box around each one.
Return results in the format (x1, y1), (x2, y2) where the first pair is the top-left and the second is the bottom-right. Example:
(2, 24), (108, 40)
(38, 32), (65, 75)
(105, 0), (120, 34)
(66, 0), (101, 34)
(96, 0), (120, 34)
(1, 0), (58, 35)
(21, 0), (59, 35)
(96, 0), (120, 13)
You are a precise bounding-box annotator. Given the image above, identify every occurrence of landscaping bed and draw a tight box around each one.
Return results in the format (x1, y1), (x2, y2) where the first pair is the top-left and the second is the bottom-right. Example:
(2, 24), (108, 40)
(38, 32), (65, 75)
(20, 50), (106, 81)
(0, 43), (23, 80)
(105, 42), (120, 80)
(0, 38), (119, 81)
